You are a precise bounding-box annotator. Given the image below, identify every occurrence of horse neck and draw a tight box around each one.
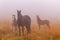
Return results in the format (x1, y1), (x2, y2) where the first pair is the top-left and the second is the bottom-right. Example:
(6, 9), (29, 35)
(14, 17), (16, 21)
(38, 18), (41, 21)
(13, 17), (16, 22)
(17, 14), (22, 20)
(37, 17), (41, 21)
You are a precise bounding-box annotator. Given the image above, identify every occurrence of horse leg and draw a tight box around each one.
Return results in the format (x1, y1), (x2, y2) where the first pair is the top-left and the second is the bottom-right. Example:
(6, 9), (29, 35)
(15, 26), (17, 36)
(38, 24), (40, 30)
(47, 24), (50, 29)
(26, 25), (30, 40)
(22, 26), (24, 36)
(12, 24), (14, 32)
(27, 25), (31, 34)
(18, 26), (21, 36)
(26, 25), (28, 34)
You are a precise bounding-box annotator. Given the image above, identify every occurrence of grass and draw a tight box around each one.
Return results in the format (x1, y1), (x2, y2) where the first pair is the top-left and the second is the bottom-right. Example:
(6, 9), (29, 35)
(0, 20), (60, 40)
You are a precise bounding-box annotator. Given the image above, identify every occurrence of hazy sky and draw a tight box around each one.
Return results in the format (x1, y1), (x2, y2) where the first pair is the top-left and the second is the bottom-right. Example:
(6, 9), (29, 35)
(0, 0), (60, 21)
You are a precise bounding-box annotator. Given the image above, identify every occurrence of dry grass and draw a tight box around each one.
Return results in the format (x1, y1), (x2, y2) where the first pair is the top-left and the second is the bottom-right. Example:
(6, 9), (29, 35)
(0, 19), (60, 40)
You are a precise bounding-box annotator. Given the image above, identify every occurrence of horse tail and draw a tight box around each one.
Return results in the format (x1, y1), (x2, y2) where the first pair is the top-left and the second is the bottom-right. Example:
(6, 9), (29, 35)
(28, 17), (31, 33)
(27, 16), (31, 33)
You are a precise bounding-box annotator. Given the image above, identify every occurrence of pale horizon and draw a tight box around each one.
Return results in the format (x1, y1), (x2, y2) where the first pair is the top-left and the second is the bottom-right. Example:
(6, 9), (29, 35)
(0, 0), (60, 21)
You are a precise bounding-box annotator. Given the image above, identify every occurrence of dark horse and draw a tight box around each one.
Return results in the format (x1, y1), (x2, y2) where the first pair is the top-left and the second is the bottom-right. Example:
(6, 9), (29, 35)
(36, 15), (50, 29)
(17, 10), (31, 36)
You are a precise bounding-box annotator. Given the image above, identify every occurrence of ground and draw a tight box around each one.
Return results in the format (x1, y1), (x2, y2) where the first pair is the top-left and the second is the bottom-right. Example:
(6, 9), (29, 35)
(0, 20), (60, 40)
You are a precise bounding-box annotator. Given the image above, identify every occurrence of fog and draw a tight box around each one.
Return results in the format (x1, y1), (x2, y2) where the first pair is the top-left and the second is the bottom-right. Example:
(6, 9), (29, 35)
(0, 0), (60, 21)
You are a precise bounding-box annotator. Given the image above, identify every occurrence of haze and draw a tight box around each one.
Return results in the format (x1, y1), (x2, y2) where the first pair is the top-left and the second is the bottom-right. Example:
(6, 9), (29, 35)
(0, 0), (60, 21)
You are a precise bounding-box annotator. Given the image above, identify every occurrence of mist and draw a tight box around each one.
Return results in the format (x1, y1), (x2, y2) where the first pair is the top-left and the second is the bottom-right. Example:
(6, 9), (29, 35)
(0, 0), (60, 21)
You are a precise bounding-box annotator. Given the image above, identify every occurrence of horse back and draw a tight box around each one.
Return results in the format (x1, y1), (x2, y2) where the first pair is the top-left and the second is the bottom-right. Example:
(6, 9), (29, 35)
(23, 15), (31, 24)
(43, 20), (49, 24)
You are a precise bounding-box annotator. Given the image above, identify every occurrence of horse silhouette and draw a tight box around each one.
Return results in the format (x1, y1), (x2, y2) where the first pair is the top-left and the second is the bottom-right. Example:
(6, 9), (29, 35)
(17, 10), (31, 36)
(12, 15), (17, 32)
(36, 15), (50, 29)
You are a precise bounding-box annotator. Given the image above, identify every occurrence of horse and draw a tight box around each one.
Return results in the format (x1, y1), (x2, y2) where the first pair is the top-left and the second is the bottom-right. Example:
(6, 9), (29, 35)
(17, 10), (31, 36)
(36, 15), (50, 29)
(12, 15), (17, 32)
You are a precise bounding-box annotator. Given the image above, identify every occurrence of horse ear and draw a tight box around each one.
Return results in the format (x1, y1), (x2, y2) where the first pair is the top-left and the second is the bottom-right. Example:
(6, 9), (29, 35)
(36, 15), (38, 17)
(17, 10), (19, 12)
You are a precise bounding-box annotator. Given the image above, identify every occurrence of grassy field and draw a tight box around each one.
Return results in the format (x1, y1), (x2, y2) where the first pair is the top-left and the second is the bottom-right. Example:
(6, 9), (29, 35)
(0, 20), (60, 40)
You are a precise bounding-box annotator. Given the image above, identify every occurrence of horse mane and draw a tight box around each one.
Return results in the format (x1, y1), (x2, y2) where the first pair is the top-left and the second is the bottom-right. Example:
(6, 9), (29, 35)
(37, 15), (41, 21)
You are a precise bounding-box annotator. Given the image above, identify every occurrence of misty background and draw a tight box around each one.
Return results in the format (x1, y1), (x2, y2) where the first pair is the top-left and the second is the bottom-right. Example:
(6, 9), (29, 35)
(0, 0), (60, 21)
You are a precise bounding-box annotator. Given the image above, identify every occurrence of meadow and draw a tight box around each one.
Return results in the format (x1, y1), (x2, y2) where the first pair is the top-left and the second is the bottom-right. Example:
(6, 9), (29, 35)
(0, 19), (60, 40)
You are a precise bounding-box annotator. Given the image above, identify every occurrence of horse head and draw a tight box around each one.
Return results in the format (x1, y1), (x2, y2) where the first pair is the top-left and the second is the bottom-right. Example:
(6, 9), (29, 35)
(12, 14), (16, 19)
(17, 10), (21, 16)
(36, 15), (41, 21)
